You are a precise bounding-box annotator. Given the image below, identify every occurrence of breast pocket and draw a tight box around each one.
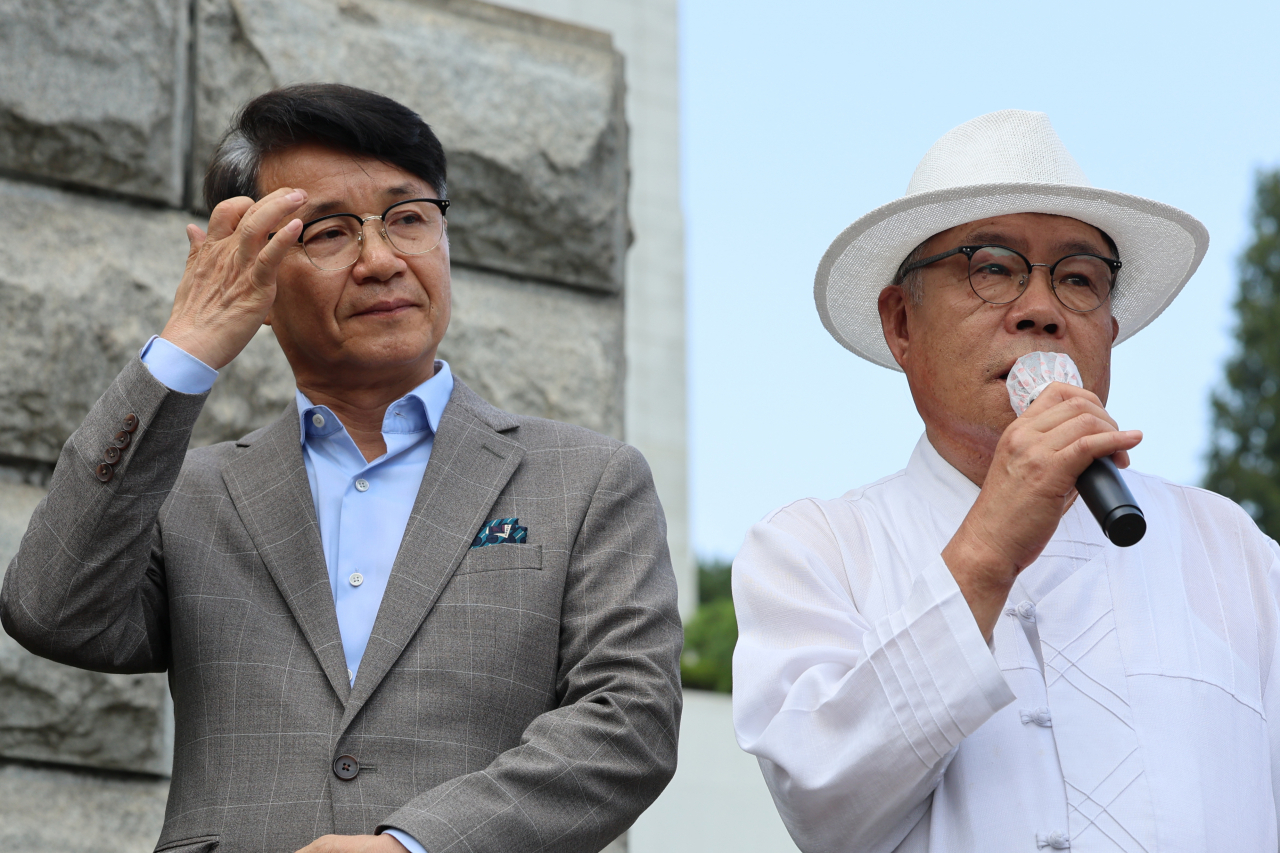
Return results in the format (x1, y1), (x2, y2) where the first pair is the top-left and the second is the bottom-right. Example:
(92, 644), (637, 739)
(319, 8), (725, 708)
(455, 543), (543, 575)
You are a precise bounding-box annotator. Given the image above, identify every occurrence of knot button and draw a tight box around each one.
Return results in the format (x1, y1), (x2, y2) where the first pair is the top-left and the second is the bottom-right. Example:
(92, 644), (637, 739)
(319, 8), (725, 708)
(94, 462), (114, 483)
(1015, 601), (1036, 621)
(333, 754), (360, 780)
(1037, 830), (1070, 849)
(1020, 706), (1053, 727)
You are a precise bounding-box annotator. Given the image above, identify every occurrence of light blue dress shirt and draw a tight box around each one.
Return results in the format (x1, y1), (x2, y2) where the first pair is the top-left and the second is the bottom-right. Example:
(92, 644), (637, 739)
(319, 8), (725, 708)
(139, 335), (443, 853)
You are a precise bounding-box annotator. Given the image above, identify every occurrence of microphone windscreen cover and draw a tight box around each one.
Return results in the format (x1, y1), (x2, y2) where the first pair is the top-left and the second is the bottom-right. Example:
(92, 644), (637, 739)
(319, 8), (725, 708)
(1007, 351), (1083, 416)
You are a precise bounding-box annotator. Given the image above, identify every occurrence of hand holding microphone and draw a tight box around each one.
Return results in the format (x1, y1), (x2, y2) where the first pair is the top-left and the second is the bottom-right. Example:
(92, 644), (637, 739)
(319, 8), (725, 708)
(941, 351), (1143, 638)
(1006, 352), (1145, 546)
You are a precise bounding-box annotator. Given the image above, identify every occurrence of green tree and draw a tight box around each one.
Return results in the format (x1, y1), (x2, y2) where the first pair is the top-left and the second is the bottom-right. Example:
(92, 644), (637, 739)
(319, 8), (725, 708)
(1207, 169), (1280, 534)
(680, 558), (737, 693)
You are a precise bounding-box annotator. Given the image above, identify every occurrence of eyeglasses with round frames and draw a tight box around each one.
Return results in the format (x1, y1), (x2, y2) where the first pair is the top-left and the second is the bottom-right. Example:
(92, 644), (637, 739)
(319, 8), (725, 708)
(898, 243), (1122, 313)
(276, 198), (450, 271)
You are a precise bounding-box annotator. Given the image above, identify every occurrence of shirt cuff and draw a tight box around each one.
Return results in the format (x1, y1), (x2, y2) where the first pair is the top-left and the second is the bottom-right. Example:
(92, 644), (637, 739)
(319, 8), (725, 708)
(139, 335), (218, 394)
(865, 554), (1016, 762)
(383, 828), (427, 853)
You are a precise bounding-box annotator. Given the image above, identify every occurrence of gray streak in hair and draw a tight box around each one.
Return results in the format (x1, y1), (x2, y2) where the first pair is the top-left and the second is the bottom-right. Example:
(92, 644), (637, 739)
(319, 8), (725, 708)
(894, 240), (931, 305)
(202, 84), (448, 211)
(214, 131), (261, 199)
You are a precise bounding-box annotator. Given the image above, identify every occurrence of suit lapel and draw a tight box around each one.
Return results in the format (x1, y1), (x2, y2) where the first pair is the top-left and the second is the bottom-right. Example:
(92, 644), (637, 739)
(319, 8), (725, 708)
(221, 403), (351, 703)
(342, 381), (523, 726)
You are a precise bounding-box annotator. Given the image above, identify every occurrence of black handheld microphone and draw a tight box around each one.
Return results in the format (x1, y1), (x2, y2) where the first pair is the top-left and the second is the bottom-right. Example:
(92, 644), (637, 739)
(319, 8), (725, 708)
(1007, 352), (1146, 547)
(1075, 456), (1146, 547)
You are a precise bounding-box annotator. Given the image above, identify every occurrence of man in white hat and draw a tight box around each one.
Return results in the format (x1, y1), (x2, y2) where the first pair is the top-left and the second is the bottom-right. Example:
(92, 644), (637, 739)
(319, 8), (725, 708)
(732, 110), (1280, 852)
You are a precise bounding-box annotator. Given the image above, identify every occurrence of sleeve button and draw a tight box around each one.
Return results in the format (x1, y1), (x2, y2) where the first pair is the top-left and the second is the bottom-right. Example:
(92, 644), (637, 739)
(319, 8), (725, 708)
(122, 413), (140, 433)
(95, 463), (114, 483)
(111, 430), (132, 450)
(103, 446), (122, 465)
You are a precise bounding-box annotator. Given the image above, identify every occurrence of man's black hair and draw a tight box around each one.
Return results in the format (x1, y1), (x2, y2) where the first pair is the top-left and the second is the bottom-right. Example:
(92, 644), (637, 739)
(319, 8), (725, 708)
(203, 83), (447, 209)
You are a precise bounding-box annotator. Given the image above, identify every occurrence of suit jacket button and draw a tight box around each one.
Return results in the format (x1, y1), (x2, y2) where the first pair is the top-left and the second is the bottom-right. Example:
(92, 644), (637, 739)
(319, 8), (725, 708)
(103, 446), (122, 465)
(95, 463), (114, 483)
(333, 755), (360, 780)
(111, 430), (132, 450)
(122, 413), (140, 433)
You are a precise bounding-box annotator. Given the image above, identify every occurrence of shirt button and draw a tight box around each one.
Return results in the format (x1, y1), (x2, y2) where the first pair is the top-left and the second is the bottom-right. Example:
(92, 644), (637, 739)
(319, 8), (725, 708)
(349, 572), (364, 587)
(1036, 829), (1070, 849)
(1021, 706), (1053, 727)
(354, 478), (370, 492)
(311, 413), (325, 428)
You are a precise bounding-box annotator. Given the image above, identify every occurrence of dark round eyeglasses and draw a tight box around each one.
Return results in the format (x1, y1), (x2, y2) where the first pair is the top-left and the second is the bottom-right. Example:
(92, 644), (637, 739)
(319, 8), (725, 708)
(898, 244), (1122, 313)
(284, 198), (450, 271)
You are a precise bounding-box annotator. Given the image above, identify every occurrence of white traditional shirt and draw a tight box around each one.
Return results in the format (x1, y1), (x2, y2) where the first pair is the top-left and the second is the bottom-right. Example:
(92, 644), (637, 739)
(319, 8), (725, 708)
(733, 435), (1280, 853)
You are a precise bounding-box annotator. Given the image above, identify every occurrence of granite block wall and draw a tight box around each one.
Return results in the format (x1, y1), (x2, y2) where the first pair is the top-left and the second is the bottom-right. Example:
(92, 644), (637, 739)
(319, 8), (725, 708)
(0, 1), (629, 848)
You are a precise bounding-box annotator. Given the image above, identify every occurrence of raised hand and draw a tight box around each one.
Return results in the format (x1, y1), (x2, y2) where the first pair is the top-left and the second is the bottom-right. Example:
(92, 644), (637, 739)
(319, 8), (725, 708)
(160, 187), (308, 369)
(942, 381), (1142, 638)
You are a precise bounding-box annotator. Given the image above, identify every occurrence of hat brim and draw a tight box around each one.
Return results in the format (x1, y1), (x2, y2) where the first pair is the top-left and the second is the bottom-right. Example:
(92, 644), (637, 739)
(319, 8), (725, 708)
(814, 182), (1210, 371)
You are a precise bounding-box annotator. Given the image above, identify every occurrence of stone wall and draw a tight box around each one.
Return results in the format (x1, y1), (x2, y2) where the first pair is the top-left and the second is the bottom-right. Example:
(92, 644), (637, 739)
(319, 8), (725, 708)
(0, 1), (629, 849)
(489, 0), (693, 625)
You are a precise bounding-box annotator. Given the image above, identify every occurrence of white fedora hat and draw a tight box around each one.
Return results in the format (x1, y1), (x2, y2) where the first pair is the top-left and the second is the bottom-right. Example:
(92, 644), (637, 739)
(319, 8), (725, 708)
(814, 109), (1210, 370)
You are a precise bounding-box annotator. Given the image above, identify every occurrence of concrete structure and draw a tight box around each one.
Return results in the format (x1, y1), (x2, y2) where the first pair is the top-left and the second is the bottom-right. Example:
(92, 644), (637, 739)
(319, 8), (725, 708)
(0, 1), (654, 850)
(491, 0), (693, 619)
(481, 10), (796, 853)
(632, 691), (801, 853)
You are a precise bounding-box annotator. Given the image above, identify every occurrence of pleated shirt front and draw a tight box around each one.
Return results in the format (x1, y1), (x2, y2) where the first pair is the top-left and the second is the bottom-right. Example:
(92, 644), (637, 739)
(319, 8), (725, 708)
(733, 435), (1280, 853)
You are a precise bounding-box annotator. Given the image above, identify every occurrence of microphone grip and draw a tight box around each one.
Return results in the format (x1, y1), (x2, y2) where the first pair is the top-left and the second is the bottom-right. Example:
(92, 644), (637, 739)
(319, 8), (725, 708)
(1076, 456), (1146, 547)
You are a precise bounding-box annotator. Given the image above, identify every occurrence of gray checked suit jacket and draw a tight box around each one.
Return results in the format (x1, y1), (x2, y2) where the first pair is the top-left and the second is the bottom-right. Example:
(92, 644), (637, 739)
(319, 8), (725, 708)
(1, 357), (683, 853)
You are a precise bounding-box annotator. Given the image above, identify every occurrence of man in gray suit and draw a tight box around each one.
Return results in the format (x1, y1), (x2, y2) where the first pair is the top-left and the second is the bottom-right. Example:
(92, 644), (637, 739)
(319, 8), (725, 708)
(1, 84), (682, 853)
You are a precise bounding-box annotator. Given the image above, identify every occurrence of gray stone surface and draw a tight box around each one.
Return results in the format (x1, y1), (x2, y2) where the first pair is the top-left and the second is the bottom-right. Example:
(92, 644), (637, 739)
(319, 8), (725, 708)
(0, 268), (622, 777)
(0, 629), (173, 776)
(2, 483), (174, 777)
(0, 177), (297, 465)
(0, 757), (613, 853)
(0, 0), (627, 794)
(446, 266), (624, 439)
(0, 760), (168, 853)
(0, 176), (623, 465)
(195, 0), (628, 292)
(0, 0), (190, 206)
(0, 195), (621, 777)
(0, 480), (45, 568)
(0, 756), (613, 853)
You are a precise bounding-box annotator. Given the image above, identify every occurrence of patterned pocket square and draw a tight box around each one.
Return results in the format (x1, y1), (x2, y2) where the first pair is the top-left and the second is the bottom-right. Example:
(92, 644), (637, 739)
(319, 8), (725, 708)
(471, 517), (528, 547)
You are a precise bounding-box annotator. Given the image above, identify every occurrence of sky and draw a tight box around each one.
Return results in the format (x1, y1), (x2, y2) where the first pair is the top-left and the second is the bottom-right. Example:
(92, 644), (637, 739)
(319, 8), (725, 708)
(681, 0), (1280, 560)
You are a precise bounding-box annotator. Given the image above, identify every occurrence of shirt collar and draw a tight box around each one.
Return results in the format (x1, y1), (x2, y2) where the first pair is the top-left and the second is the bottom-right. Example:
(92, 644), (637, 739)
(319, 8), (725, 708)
(904, 432), (1100, 551)
(295, 360), (455, 445)
(905, 432), (983, 530)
